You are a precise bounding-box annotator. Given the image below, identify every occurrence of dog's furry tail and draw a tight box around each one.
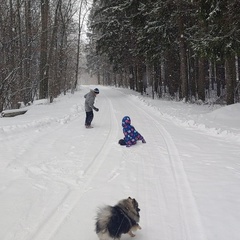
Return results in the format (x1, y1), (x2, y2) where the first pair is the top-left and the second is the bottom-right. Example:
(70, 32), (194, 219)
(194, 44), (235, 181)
(95, 205), (112, 233)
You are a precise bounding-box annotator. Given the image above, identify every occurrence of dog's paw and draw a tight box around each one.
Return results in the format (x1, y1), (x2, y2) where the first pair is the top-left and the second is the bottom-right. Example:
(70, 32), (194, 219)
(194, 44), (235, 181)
(128, 231), (136, 237)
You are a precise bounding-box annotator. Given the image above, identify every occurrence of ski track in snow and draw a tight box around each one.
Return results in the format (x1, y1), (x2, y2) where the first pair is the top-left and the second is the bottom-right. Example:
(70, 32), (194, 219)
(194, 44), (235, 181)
(1, 115), (84, 240)
(21, 96), (119, 240)
(117, 90), (207, 240)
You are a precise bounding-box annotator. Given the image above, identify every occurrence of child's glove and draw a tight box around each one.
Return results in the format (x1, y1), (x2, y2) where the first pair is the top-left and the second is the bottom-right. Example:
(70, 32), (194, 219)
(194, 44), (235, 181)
(142, 139), (146, 143)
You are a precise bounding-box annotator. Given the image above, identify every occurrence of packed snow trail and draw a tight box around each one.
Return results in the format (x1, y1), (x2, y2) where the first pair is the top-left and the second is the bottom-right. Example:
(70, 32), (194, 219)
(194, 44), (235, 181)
(0, 86), (240, 240)
(105, 89), (207, 240)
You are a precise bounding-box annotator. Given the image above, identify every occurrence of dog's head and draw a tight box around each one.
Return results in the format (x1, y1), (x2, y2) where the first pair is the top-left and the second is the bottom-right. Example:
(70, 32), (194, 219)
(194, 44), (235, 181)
(118, 197), (140, 213)
(118, 197), (140, 222)
(129, 197), (140, 213)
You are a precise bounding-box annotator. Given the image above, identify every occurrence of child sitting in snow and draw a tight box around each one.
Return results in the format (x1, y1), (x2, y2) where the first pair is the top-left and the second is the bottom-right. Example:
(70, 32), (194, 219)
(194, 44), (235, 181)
(119, 116), (146, 147)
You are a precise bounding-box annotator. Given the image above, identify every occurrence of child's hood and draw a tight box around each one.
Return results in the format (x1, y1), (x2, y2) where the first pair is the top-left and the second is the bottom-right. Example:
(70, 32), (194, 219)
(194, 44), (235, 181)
(122, 116), (131, 127)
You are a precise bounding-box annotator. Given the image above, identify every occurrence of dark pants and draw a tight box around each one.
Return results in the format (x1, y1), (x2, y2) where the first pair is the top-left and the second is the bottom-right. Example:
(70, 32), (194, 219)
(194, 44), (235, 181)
(85, 111), (94, 126)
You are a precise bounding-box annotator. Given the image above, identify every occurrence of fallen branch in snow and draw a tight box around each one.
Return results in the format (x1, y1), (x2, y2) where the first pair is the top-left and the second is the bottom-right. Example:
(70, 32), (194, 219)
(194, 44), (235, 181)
(1, 109), (28, 117)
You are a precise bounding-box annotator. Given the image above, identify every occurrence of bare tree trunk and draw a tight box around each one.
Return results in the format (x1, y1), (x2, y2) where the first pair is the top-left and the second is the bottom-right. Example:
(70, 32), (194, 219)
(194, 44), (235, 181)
(129, 65), (134, 90)
(197, 57), (206, 102)
(164, 49), (179, 98)
(9, 0), (15, 68)
(235, 55), (239, 102)
(47, 0), (62, 100)
(216, 63), (225, 97)
(73, 0), (88, 92)
(24, 0), (33, 104)
(188, 51), (197, 100)
(16, 0), (23, 107)
(225, 55), (236, 105)
(153, 61), (161, 98)
(136, 63), (144, 95)
(39, 0), (49, 99)
(9, 0), (20, 109)
(178, 14), (188, 101)
(73, 0), (83, 92)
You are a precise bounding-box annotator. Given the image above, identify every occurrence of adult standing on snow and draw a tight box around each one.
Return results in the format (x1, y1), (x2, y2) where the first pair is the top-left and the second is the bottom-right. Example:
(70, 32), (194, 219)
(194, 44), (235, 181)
(84, 88), (99, 128)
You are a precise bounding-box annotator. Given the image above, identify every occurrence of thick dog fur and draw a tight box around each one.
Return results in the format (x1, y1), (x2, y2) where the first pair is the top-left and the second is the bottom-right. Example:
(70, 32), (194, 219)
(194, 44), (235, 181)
(95, 197), (141, 240)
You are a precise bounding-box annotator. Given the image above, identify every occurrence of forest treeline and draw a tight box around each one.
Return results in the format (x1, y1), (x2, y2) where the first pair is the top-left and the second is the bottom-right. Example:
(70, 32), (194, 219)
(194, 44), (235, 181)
(1, 0), (239, 112)
(87, 0), (240, 104)
(0, 0), (88, 112)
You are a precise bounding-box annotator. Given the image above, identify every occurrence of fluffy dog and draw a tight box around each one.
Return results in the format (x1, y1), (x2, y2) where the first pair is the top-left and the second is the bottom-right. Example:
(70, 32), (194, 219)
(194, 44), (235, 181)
(95, 197), (141, 240)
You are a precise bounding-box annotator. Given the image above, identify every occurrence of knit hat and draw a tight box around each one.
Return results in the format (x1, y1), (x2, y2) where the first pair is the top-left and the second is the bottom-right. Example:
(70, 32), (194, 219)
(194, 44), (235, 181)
(94, 88), (99, 94)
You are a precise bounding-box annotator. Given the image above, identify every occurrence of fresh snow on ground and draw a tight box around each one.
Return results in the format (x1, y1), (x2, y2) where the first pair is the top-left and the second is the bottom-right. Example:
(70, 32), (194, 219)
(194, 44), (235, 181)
(0, 85), (240, 240)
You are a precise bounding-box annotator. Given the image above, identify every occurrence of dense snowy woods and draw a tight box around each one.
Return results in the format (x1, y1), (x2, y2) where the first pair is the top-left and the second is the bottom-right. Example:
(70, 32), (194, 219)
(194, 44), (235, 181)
(87, 0), (240, 104)
(0, 0), (90, 112)
(1, 0), (240, 113)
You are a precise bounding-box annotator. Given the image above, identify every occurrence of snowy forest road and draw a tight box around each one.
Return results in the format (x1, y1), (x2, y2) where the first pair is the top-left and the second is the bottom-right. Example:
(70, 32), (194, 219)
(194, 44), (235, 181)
(0, 86), (239, 240)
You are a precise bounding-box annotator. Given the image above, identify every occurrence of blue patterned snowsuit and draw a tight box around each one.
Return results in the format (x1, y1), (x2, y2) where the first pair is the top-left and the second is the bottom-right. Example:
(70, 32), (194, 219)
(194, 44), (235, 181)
(122, 116), (145, 147)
